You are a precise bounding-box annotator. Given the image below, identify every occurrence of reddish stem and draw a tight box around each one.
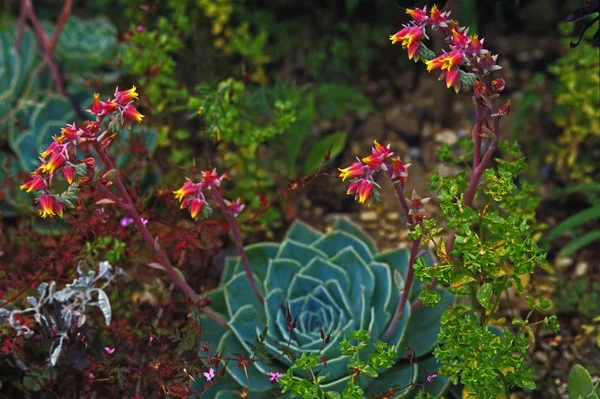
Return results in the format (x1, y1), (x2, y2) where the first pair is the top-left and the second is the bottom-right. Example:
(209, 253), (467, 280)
(49, 0), (73, 53)
(208, 187), (264, 304)
(91, 140), (228, 329)
(382, 238), (421, 340)
(22, 0), (66, 96)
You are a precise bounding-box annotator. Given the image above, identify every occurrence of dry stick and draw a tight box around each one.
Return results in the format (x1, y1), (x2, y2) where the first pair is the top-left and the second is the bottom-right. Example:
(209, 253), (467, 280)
(91, 139), (228, 329)
(208, 187), (264, 304)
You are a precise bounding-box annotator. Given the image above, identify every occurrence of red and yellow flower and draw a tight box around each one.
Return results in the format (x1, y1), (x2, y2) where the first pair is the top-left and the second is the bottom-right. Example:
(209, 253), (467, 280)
(201, 169), (223, 188)
(389, 26), (424, 60)
(189, 198), (205, 218)
(40, 153), (66, 175)
(405, 6), (428, 24)
(38, 195), (56, 218)
(20, 175), (46, 192)
(429, 5), (451, 27)
(357, 180), (374, 204)
(173, 180), (197, 201)
(338, 161), (364, 181)
(114, 86), (139, 104)
(122, 103), (144, 124)
(62, 165), (75, 184)
(390, 157), (411, 184)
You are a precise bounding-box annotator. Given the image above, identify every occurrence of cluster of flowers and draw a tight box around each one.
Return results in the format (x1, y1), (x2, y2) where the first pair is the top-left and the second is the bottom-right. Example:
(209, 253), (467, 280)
(338, 141), (429, 222)
(19, 87), (144, 218)
(390, 4), (502, 92)
(173, 169), (244, 219)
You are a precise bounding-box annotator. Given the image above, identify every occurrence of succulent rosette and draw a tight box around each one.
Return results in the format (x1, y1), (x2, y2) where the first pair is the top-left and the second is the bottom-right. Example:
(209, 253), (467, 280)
(192, 219), (454, 398)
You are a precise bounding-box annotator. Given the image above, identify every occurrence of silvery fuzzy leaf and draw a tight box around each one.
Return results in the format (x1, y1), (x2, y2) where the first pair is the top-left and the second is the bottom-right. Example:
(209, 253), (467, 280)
(0, 308), (10, 322)
(38, 282), (48, 300)
(63, 308), (72, 329)
(97, 261), (112, 280)
(50, 335), (67, 366)
(49, 281), (56, 297)
(95, 289), (112, 325)
(53, 287), (76, 302)
(27, 296), (38, 307)
(76, 313), (86, 328)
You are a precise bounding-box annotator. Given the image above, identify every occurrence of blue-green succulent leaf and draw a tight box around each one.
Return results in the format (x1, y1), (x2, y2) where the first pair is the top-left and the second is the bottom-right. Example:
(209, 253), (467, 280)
(284, 219), (323, 245)
(412, 355), (450, 399)
(276, 239), (327, 265)
(224, 272), (265, 319)
(300, 257), (350, 291)
(332, 217), (378, 254)
(313, 231), (373, 262)
(369, 261), (393, 325)
(264, 288), (286, 342)
(360, 363), (418, 399)
(218, 331), (272, 392)
(264, 259), (303, 293)
(401, 288), (455, 359)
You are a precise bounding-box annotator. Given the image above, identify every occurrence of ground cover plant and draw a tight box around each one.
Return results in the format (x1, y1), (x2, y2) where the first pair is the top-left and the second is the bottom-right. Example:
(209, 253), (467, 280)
(1, 0), (598, 398)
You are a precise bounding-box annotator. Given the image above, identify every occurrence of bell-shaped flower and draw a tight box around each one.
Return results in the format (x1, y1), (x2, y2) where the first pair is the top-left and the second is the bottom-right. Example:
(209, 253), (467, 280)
(389, 25), (425, 60)
(38, 195), (56, 218)
(114, 86), (139, 104)
(173, 180), (197, 202)
(20, 175), (46, 193)
(189, 198), (205, 219)
(390, 157), (411, 184)
(405, 6), (428, 24)
(338, 161), (365, 181)
(429, 5), (451, 28)
(62, 165), (75, 184)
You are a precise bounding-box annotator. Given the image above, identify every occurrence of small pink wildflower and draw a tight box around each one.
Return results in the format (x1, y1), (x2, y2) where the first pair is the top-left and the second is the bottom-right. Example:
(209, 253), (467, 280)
(104, 347), (115, 355)
(269, 371), (283, 383)
(203, 367), (216, 381)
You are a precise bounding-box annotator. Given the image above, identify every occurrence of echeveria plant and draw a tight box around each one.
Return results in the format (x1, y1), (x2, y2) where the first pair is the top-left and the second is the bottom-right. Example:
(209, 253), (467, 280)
(192, 218), (453, 398)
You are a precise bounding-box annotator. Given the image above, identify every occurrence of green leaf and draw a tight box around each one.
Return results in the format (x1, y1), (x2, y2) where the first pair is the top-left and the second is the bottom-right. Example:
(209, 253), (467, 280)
(22, 376), (41, 392)
(558, 230), (600, 258)
(303, 131), (347, 175)
(568, 364), (594, 399)
(549, 204), (600, 239)
(476, 283), (493, 310)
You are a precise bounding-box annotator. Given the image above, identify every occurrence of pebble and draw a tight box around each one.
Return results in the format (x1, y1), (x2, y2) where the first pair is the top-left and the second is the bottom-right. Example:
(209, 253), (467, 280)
(574, 261), (588, 277)
(385, 212), (400, 222)
(359, 211), (378, 223)
(554, 257), (573, 271)
(434, 129), (459, 146)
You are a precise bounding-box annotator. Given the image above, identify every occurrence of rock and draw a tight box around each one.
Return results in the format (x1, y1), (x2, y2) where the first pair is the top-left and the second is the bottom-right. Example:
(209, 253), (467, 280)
(384, 104), (420, 138)
(554, 257), (573, 271)
(435, 129), (458, 146)
(574, 261), (588, 277)
(534, 351), (549, 364)
(385, 212), (400, 222)
(359, 211), (378, 223)
(362, 113), (386, 139)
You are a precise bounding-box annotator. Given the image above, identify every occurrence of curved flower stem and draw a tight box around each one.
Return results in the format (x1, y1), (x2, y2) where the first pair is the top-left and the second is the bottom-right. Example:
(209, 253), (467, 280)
(21, 0), (66, 96)
(381, 172), (422, 340)
(382, 238), (421, 341)
(91, 139), (228, 330)
(446, 91), (501, 256)
(208, 187), (264, 304)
